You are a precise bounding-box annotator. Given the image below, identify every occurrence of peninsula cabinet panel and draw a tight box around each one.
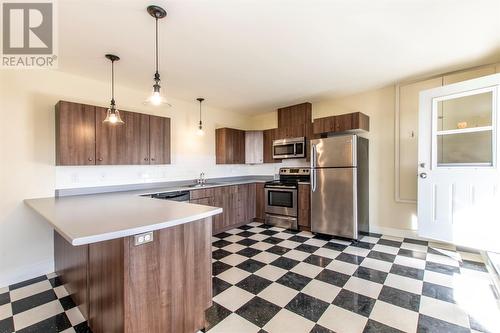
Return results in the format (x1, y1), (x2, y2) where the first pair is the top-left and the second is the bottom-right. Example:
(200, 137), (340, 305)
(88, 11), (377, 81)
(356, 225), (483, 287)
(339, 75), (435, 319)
(95, 107), (150, 165)
(149, 115), (171, 164)
(56, 101), (96, 165)
(216, 128), (245, 164)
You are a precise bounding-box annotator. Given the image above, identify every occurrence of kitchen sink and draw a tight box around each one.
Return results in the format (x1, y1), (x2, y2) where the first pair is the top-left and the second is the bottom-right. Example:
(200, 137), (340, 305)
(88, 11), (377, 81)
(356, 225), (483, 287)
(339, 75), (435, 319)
(184, 182), (226, 188)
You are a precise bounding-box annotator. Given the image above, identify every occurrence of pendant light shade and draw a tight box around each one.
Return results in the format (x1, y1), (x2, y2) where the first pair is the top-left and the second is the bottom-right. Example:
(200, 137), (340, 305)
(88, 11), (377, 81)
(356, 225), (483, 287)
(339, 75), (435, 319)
(145, 5), (171, 107)
(103, 54), (124, 125)
(197, 98), (205, 136)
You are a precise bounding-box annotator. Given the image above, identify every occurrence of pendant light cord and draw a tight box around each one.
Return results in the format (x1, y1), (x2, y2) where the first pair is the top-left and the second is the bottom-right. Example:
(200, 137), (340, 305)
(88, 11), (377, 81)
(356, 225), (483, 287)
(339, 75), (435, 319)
(111, 59), (115, 105)
(155, 17), (159, 75)
(199, 100), (202, 122)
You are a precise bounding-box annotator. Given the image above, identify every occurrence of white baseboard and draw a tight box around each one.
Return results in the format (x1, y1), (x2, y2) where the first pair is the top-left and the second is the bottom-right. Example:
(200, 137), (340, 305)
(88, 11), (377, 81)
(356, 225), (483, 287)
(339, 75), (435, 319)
(0, 259), (54, 289)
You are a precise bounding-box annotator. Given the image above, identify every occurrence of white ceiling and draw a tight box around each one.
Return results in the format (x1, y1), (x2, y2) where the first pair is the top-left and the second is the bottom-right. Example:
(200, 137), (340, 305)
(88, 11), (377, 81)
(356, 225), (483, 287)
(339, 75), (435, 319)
(58, 0), (500, 114)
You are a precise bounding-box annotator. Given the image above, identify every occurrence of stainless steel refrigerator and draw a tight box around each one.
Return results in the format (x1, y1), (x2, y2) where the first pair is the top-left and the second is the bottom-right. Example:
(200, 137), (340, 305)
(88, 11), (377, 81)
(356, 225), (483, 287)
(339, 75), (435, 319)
(310, 134), (369, 239)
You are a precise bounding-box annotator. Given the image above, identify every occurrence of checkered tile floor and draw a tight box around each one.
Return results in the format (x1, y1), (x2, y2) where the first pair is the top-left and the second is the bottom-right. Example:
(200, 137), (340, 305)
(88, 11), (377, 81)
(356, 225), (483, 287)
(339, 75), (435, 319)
(1, 222), (499, 333)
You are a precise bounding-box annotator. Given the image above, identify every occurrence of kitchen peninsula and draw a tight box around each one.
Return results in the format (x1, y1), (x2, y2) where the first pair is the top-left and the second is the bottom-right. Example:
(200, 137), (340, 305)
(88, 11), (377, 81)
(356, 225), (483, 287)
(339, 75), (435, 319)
(24, 193), (222, 333)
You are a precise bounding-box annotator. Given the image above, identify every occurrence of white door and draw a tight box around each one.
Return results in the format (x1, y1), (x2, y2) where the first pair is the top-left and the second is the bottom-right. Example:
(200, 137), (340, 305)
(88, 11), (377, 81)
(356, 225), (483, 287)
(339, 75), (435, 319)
(418, 73), (500, 251)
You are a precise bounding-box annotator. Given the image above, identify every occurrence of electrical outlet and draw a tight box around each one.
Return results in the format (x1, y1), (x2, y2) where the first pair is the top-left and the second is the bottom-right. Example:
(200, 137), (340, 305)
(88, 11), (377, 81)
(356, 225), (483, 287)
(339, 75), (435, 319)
(134, 231), (153, 246)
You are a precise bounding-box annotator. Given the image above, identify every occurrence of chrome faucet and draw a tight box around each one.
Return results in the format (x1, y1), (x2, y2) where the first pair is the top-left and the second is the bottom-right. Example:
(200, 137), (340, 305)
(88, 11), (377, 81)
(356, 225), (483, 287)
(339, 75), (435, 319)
(197, 172), (206, 185)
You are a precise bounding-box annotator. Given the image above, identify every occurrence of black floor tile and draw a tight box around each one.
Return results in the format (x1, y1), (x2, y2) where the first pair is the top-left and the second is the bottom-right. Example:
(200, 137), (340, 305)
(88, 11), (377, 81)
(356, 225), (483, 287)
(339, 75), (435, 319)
(398, 248), (427, 260)
(323, 242), (348, 251)
(276, 272), (312, 291)
(236, 275), (272, 294)
(422, 282), (455, 303)
(59, 295), (77, 311)
(337, 253), (364, 265)
(315, 269), (350, 288)
(460, 260), (487, 272)
(310, 324), (335, 333)
(417, 314), (469, 333)
(9, 275), (46, 291)
(378, 285), (420, 312)
(236, 297), (281, 328)
(353, 266), (387, 284)
(390, 264), (424, 280)
(11, 289), (57, 315)
(367, 251), (396, 263)
(16, 313), (72, 333)
(363, 319), (405, 333)
(425, 262), (460, 276)
(237, 247), (262, 258)
(270, 257), (299, 270)
(212, 239), (232, 248)
(237, 231), (255, 238)
(403, 238), (428, 246)
(263, 237), (284, 245)
(285, 293), (329, 322)
(377, 239), (402, 248)
(266, 245), (290, 256)
(212, 249), (232, 260)
(237, 259), (266, 273)
(238, 225), (253, 230)
(237, 238), (259, 247)
(313, 234), (334, 241)
(73, 322), (92, 333)
(333, 289), (376, 317)
(288, 235), (309, 243)
(213, 277), (231, 296)
(260, 230), (278, 236)
(205, 302), (232, 331)
(303, 254), (332, 268)
(295, 244), (320, 253)
(0, 293), (10, 306)
(351, 241), (375, 250)
(214, 232), (232, 239)
(212, 261), (232, 276)
(48, 276), (63, 288)
(0, 317), (14, 333)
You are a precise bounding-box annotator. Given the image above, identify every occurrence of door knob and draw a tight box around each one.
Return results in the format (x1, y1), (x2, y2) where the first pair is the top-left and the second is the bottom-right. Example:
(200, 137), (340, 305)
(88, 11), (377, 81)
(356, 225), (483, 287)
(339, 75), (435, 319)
(419, 172), (427, 179)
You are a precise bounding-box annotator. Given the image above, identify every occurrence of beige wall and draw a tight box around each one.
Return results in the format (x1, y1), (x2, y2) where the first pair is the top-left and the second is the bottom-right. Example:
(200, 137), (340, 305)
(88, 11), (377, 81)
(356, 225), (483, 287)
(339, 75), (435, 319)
(0, 70), (282, 287)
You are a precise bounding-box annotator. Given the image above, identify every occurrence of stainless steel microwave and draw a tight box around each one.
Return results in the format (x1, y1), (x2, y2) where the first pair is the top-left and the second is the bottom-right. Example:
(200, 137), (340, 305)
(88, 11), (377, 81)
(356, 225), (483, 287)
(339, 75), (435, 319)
(272, 137), (306, 159)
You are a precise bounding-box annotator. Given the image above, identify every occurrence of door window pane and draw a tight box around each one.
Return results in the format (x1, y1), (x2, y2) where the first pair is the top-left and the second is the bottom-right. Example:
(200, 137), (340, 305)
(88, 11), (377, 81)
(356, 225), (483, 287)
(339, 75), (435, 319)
(437, 91), (492, 131)
(437, 131), (492, 165)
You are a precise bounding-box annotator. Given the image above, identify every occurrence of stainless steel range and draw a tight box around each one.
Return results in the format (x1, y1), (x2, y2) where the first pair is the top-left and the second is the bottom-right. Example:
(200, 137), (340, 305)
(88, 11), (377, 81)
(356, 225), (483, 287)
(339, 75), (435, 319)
(264, 167), (310, 230)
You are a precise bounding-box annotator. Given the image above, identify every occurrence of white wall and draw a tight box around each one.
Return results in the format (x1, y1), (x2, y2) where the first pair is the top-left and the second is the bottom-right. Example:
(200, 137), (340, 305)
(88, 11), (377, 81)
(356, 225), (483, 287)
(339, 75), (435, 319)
(0, 70), (286, 287)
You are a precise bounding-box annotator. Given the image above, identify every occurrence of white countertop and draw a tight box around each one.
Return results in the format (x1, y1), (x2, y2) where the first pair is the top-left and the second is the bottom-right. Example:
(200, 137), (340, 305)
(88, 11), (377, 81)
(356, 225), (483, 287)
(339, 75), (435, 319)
(25, 192), (222, 246)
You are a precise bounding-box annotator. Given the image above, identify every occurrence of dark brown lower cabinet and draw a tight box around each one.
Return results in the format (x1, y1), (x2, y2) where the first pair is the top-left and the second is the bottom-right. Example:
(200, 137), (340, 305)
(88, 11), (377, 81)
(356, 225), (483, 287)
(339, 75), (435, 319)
(54, 217), (212, 333)
(190, 184), (257, 234)
(298, 183), (311, 230)
(255, 183), (265, 220)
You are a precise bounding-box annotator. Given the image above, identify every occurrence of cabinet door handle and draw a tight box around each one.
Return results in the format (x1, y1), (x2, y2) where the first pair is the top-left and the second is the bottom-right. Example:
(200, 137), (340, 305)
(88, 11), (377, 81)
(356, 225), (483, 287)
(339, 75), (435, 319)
(151, 158), (155, 161)
(144, 157), (149, 161)
(98, 157), (103, 162)
(88, 157), (93, 162)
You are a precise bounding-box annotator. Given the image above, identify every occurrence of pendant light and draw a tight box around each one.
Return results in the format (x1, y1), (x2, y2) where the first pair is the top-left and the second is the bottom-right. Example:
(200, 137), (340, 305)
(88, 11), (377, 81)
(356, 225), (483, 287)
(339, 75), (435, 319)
(197, 98), (205, 136)
(145, 5), (170, 107)
(103, 54), (124, 125)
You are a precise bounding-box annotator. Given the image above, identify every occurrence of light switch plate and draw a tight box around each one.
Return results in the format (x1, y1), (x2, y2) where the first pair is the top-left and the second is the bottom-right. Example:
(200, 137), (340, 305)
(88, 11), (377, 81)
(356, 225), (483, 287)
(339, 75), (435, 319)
(134, 231), (154, 246)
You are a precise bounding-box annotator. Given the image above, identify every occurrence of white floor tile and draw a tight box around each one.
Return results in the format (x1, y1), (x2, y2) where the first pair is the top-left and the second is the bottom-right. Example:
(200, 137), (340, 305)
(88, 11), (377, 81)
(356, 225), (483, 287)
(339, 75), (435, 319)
(370, 300), (419, 332)
(394, 256), (426, 270)
(344, 276), (383, 299)
(423, 270), (455, 287)
(400, 242), (428, 253)
(360, 257), (392, 273)
(458, 251), (483, 263)
(283, 250), (310, 262)
(224, 234), (245, 243)
(219, 254), (248, 266)
(304, 238), (328, 247)
(53, 285), (69, 299)
(360, 236), (379, 244)
(372, 244), (399, 255)
(216, 267), (251, 285)
(297, 231), (314, 238)
(209, 313), (260, 333)
(252, 251), (280, 264)
(344, 246), (370, 257)
(263, 309), (315, 333)
(254, 265), (287, 281)
(273, 232), (294, 240)
(213, 286), (254, 312)
(221, 243), (246, 254)
(426, 253), (460, 267)
(9, 280), (52, 302)
(419, 295), (470, 328)
(0, 303), (12, 321)
(326, 259), (358, 275)
(381, 235), (404, 242)
(318, 305), (368, 333)
(249, 233), (270, 242)
(13, 300), (63, 331)
(258, 283), (299, 307)
(385, 273), (423, 295)
(249, 241), (274, 251)
(248, 227), (266, 234)
(314, 248), (341, 260)
(279, 240), (301, 249)
(291, 262), (323, 278)
(429, 241), (456, 251)
(302, 279), (341, 303)
(65, 306), (85, 326)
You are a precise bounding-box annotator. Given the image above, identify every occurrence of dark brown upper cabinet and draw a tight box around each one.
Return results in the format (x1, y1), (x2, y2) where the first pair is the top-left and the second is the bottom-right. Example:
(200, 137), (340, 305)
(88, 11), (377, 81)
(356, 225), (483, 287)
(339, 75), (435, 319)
(149, 115), (171, 165)
(313, 112), (369, 135)
(263, 128), (282, 163)
(55, 101), (171, 166)
(277, 102), (312, 130)
(216, 128), (245, 164)
(56, 101), (96, 166)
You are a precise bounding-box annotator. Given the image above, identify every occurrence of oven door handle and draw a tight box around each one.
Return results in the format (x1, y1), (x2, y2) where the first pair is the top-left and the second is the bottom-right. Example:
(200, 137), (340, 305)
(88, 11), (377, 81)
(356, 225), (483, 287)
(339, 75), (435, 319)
(265, 186), (297, 191)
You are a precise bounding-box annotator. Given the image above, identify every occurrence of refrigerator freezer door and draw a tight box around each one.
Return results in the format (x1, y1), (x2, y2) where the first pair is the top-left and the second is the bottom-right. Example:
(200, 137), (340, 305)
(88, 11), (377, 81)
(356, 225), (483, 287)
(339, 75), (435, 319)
(311, 135), (357, 168)
(311, 167), (357, 238)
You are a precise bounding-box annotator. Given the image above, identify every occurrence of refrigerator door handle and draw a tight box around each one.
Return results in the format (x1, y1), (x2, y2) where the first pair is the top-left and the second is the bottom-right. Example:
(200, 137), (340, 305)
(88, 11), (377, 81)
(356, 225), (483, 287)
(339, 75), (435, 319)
(311, 144), (317, 192)
(312, 169), (317, 192)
